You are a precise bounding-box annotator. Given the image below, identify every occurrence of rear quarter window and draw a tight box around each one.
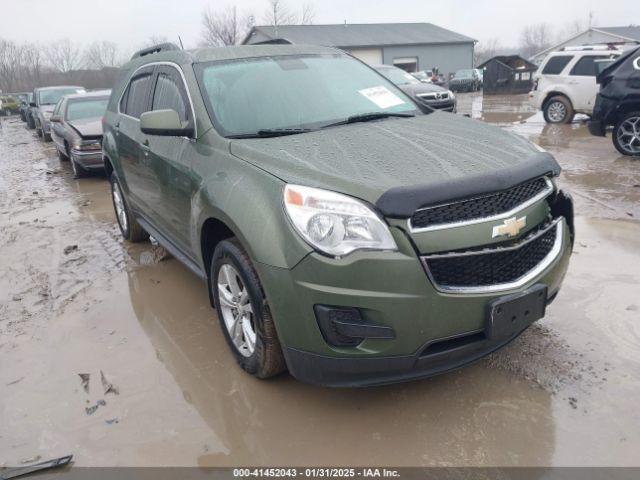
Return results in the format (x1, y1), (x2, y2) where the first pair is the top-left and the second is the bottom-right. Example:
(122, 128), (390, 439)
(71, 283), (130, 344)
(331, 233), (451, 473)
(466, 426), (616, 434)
(122, 74), (152, 119)
(542, 56), (573, 75)
(570, 56), (609, 76)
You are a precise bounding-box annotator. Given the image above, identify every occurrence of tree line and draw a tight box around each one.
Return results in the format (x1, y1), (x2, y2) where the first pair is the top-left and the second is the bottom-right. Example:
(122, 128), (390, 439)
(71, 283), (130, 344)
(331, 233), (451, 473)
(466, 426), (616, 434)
(0, 0), (314, 94)
(474, 13), (597, 66)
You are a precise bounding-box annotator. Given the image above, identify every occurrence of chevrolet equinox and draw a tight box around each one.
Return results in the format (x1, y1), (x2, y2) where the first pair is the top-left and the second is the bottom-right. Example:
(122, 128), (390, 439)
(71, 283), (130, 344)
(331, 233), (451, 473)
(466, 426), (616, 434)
(103, 43), (575, 387)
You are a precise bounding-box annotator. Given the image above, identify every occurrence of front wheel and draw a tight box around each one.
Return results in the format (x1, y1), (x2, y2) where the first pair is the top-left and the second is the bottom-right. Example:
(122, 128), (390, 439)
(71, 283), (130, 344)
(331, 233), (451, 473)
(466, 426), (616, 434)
(543, 96), (574, 124)
(109, 173), (149, 242)
(612, 111), (640, 156)
(211, 239), (286, 379)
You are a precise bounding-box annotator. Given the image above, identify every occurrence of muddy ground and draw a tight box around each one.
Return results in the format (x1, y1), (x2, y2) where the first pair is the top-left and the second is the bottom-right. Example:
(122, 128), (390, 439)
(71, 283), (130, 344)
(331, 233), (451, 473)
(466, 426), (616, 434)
(1, 94), (639, 467)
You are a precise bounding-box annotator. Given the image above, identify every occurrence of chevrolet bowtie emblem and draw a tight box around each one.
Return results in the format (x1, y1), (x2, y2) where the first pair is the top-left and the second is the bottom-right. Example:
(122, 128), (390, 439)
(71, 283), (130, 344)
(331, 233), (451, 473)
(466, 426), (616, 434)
(492, 216), (526, 238)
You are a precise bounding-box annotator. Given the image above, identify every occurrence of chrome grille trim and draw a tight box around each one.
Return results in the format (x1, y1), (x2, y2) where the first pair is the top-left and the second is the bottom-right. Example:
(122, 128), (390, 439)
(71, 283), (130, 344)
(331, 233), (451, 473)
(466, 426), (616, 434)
(421, 219), (564, 294)
(408, 177), (554, 233)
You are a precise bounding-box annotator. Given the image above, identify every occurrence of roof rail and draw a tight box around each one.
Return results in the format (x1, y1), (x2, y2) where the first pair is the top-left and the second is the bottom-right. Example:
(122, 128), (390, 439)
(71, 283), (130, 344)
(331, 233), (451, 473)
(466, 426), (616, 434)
(560, 44), (621, 52)
(130, 42), (181, 60)
(252, 38), (294, 45)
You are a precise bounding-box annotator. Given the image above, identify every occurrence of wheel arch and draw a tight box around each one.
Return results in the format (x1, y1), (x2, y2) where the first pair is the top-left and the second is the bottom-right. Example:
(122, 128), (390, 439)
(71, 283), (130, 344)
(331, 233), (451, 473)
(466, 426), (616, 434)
(542, 91), (573, 109)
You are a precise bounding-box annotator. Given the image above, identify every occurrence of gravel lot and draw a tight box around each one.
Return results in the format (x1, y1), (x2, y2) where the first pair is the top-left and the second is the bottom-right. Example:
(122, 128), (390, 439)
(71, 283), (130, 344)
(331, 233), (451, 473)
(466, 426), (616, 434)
(1, 93), (639, 467)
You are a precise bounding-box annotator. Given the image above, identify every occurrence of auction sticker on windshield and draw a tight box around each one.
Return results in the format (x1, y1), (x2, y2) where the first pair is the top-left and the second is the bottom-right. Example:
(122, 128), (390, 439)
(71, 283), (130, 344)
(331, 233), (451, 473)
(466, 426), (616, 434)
(359, 86), (405, 109)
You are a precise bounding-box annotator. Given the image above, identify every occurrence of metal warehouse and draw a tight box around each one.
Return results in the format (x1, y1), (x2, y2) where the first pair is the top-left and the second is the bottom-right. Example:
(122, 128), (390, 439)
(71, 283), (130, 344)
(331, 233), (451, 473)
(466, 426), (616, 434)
(242, 22), (476, 78)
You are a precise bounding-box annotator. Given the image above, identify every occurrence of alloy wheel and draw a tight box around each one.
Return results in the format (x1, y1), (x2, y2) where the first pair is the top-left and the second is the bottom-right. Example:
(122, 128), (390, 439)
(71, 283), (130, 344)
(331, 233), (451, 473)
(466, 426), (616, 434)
(616, 116), (640, 155)
(217, 263), (257, 357)
(547, 101), (567, 123)
(111, 180), (128, 233)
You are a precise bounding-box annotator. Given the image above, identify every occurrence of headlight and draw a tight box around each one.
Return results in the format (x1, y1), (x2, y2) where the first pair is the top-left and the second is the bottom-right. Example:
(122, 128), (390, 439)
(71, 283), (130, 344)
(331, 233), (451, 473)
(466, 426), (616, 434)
(447, 90), (455, 100)
(73, 140), (102, 151)
(284, 184), (397, 257)
(43, 111), (52, 120)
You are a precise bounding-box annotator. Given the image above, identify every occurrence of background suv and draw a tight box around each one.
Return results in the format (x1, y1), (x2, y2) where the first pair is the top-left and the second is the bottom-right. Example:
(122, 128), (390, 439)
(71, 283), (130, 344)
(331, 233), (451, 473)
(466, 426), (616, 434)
(588, 46), (640, 156)
(374, 64), (457, 112)
(103, 43), (573, 387)
(530, 46), (621, 124)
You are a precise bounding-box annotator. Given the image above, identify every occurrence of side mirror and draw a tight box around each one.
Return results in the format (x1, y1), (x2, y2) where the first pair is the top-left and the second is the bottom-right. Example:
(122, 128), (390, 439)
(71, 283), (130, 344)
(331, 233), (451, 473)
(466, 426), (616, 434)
(50, 115), (62, 123)
(29, 102), (37, 107)
(140, 109), (193, 137)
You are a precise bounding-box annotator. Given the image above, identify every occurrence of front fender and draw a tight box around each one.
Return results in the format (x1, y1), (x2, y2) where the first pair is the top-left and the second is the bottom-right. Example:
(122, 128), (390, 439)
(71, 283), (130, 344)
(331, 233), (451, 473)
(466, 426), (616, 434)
(193, 146), (312, 270)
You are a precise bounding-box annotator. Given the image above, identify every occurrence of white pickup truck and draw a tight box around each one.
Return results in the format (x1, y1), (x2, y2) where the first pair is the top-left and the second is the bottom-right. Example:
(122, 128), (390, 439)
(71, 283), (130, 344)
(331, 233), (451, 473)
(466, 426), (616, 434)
(530, 46), (621, 123)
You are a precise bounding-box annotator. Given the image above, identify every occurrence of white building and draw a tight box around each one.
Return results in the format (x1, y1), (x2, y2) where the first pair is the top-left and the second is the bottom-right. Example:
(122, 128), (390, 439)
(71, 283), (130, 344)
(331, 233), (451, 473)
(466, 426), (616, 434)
(531, 26), (640, 64)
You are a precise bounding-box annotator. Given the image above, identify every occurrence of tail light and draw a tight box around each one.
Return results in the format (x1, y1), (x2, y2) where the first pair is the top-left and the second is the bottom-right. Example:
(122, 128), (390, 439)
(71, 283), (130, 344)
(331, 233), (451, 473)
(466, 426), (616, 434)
(532, 79), (539, 91)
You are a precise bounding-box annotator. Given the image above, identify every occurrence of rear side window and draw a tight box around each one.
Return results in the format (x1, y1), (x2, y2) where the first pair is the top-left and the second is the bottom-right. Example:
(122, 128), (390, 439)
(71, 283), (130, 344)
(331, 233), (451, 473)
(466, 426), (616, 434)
(570, 55), (610, 76)
(152, 72), (188, 122)
(542, 56), (573, 75)
(123, 74), (152, 118)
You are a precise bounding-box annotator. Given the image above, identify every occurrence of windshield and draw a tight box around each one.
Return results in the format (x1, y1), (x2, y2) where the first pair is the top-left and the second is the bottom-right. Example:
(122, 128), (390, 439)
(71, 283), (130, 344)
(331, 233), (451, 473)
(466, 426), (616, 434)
(198, 54), (419, 137)
(455, 69), (475, 79)
(66, 98), (109, 121)
(377, 67), (422, 86)
(38, 88), (84, 106)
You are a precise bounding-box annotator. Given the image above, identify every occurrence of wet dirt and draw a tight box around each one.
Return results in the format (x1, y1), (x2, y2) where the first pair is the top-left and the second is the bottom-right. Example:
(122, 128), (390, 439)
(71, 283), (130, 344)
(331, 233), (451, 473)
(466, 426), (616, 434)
(1, 102), (639, 467)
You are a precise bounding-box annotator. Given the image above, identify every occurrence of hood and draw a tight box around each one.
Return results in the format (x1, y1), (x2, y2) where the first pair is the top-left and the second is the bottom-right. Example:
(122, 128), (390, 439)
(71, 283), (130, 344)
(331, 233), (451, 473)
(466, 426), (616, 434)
(398, 83), (448, 96)
(68, 118), (103, 138)
(450, 77), (473, 83)
(40, 105), (56, 114)
(229, 113), (559, 216)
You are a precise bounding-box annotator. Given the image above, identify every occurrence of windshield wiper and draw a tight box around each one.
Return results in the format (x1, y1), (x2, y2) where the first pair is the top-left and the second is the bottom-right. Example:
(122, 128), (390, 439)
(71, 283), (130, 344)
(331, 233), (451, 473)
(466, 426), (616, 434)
(322, 112), (415, 129)
(227, 128), (313, 139)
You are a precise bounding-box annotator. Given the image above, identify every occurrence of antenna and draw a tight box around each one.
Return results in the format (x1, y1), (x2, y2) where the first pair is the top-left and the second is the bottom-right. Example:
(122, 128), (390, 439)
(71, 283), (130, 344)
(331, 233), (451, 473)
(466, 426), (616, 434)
(178, 35), (185, 49)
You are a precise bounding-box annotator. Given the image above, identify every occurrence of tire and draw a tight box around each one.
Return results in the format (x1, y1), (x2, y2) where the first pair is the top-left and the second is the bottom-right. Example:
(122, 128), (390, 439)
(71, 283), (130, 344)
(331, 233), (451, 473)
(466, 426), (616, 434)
(543, 96), (574, 124)
(27, 115), (35, 129)
(57, 148), (66, 161)
(211, 239), (286, 379)
(109, 173), (149, 242)
(612, 111), (640, 156)
(71, 156), (87, 178)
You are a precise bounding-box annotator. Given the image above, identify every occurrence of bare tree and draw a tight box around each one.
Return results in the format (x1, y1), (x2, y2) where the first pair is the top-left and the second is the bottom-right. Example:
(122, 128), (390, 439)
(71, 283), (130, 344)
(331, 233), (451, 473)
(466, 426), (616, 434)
(301, 3), (315, 25)
(264, 0), (297, 27)
(84, 41), (121, 69)
(201, 5), (254, 47)
(474, 38), (501, 66)
(520, 23), (554, 59)
(20, 43), (44, 88)
(46, 38), (83, 74)
(0, 39), (23, 92)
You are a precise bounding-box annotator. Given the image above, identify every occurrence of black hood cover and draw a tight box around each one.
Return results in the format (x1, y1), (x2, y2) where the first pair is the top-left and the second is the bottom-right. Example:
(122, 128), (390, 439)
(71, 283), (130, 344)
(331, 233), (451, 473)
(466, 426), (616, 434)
(376, 152), (561, 218)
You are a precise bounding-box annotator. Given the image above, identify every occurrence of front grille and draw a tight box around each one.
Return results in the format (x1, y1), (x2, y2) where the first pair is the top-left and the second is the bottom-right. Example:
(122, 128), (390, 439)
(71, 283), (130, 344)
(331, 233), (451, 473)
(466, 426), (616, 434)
(417, 92), (450, 101)
(423, 220), (560, 291)
(411, 177), (551, 230)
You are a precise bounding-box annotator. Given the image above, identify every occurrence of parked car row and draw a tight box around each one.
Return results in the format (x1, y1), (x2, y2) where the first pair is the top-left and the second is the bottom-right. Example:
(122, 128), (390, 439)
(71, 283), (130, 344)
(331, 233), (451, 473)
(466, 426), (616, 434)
(16, 85), (110, 176)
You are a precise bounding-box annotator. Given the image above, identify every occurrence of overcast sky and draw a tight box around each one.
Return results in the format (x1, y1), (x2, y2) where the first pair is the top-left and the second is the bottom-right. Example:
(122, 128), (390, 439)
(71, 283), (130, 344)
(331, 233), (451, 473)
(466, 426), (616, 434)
(2, 0), (637, 53)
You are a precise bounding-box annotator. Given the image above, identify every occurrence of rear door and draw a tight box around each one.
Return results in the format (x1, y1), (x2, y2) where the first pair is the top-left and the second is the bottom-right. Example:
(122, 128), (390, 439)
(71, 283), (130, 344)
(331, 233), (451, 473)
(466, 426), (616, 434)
(116, 65), (155, 211)
(142, 64), (196, 255)
(568, 55), (611, 112)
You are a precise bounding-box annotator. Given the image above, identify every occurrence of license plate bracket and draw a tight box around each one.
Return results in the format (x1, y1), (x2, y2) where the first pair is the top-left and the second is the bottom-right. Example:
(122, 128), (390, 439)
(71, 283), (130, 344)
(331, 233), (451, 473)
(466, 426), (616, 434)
(486, 284), (548, 340)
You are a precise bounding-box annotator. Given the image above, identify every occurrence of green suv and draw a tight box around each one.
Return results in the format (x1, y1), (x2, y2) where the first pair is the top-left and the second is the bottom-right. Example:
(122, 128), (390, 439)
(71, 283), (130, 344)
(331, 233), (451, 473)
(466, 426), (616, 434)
(103, 43), (574, 387)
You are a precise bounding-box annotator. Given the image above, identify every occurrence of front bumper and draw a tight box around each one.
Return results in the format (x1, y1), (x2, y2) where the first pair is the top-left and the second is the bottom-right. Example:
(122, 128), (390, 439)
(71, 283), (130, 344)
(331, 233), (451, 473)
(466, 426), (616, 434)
(71, 149), (104, 169)
(259, 211), (573, 387)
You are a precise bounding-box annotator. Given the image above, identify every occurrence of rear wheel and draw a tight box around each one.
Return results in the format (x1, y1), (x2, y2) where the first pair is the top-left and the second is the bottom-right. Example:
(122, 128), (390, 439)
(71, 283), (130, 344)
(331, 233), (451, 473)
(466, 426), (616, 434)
(71, 156), (87, 178)
(211, 239), (286, 379)
(612, 111), (640, 156)
(543, 96), (574, 124)
(110, 173), (149, 242)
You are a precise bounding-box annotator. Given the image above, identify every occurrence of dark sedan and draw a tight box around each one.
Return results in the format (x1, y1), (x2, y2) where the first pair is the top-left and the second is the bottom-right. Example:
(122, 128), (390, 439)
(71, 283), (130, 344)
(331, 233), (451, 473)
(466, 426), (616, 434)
(50, 90), (110, 178)
(374, 65), (457, 113)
